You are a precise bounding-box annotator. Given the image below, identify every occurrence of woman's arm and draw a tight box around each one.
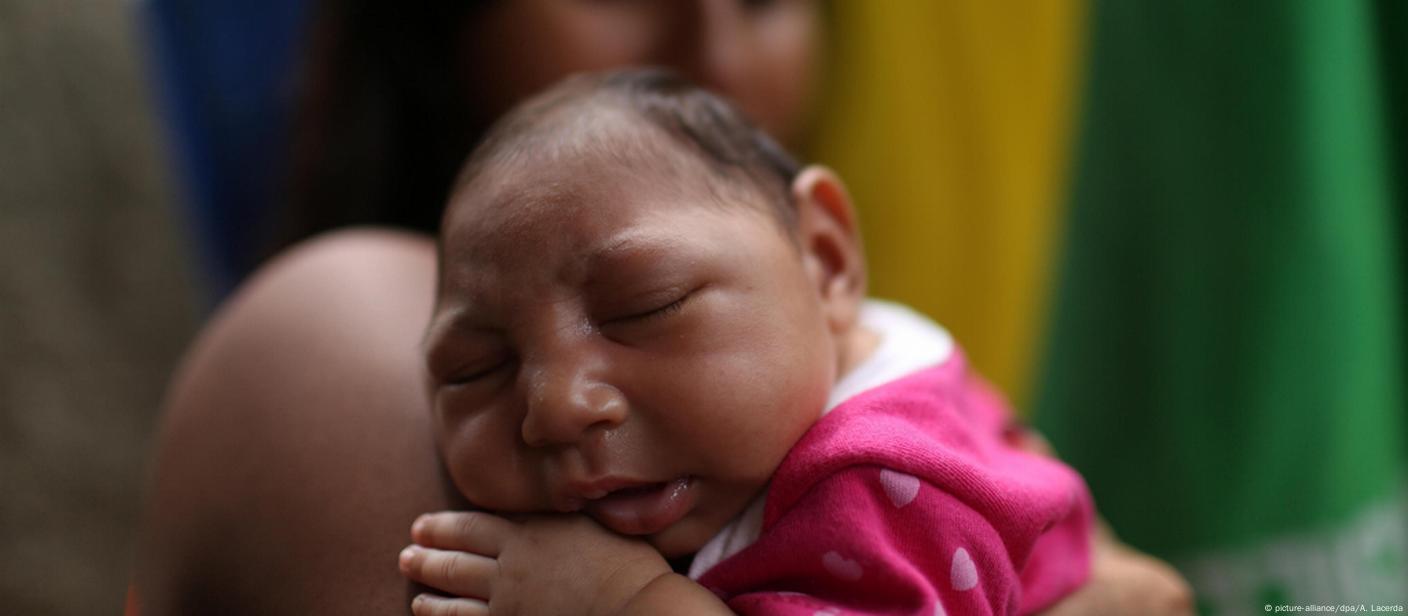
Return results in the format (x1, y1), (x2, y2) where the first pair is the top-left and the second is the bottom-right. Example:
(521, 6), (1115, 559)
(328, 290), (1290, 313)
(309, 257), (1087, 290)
(133, 229), (459, 615)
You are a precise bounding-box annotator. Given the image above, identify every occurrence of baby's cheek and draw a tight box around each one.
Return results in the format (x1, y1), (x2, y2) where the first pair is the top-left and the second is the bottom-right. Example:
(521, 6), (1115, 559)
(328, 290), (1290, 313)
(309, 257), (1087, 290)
(712, 385), (830, 486)
(440, 416), (539, 510)
(448, 457), (539, 511)
(696, 405), (808, 484)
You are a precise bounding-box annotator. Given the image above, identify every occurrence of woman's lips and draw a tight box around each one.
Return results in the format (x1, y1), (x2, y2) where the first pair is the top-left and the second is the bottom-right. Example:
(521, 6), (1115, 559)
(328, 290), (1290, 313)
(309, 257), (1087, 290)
(584, 476), (696, 536)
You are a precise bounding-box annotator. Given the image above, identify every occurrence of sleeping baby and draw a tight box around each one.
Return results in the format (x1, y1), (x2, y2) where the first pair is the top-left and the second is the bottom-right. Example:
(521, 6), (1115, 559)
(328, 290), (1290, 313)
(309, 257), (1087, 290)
(400, 68), (1093, 616)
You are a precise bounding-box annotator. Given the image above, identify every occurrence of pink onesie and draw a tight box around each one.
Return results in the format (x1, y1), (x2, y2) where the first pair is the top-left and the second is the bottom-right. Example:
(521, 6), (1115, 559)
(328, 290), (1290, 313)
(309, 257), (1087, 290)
(690, 350), (1094, 615)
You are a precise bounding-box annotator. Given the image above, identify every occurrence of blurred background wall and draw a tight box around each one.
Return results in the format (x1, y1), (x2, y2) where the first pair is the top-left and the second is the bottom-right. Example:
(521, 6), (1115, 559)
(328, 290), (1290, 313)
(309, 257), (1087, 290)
(1032, 4), (1407, 612)
(0, 0), (199, 613)
(829, 7), (1406, 609)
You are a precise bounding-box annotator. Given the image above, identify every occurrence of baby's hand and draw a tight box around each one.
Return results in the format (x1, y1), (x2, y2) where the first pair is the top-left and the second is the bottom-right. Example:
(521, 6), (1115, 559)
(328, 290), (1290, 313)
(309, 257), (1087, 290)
(399, 511), (672, 616)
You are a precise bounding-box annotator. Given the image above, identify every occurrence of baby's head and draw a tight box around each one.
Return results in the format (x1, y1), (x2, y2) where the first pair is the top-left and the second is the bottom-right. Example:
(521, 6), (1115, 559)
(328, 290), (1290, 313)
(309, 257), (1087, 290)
(424, 69), (868, 557)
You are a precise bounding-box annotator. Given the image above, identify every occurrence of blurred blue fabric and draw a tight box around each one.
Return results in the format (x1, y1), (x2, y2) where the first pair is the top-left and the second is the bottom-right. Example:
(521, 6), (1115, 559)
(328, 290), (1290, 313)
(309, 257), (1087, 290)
(140, 0), (310, 299)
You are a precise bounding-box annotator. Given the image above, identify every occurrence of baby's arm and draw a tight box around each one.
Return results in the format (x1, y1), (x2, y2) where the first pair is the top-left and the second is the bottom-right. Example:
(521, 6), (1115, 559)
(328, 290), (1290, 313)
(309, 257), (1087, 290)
(617, 572), (734, 615)
(399, 511), (732, 616)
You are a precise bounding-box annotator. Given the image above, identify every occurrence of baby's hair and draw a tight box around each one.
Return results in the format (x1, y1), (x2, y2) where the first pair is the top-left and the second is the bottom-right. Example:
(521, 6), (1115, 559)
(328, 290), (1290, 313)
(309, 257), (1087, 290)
(447, 68), (804, 232)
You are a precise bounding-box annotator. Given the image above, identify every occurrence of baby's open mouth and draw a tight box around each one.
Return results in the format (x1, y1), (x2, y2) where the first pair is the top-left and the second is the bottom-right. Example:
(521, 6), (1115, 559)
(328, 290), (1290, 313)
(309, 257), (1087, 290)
(584, 476), (696, 536)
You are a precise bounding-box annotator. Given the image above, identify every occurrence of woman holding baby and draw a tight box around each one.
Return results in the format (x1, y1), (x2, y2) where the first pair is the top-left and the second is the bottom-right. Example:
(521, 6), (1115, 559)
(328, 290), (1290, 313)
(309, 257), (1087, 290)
(133, 1), (1191, 614)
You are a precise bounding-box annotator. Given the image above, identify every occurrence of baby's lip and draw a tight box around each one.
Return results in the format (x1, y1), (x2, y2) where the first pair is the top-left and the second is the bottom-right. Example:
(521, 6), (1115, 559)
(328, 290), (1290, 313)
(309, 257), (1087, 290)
(582, 476), (696, 536)
(564, 475), (665, 501)
(549, 475), (658, 512)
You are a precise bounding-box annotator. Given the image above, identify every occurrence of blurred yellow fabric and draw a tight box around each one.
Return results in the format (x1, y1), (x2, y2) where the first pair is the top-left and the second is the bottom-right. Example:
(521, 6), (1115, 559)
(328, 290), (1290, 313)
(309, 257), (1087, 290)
(811, 1), (1085, 410)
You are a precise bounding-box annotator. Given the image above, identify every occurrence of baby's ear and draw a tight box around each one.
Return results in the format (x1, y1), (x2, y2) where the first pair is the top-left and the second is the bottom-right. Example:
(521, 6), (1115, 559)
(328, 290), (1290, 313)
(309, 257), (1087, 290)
(792, 165), (866, 335)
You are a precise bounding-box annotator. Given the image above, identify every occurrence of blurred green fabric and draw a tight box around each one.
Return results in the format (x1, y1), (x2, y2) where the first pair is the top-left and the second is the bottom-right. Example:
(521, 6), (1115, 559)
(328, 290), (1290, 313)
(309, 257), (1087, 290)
(1035, 1), (1407, 613)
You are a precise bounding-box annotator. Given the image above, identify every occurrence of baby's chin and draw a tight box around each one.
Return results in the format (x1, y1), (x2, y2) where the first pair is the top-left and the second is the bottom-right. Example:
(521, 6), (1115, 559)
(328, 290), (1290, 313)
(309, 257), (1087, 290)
(646, 514), (725, 558)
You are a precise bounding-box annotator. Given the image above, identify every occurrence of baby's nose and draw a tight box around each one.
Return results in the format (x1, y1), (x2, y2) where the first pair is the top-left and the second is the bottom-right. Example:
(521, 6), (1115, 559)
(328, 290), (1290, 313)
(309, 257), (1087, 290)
(520, 368), (627, 448)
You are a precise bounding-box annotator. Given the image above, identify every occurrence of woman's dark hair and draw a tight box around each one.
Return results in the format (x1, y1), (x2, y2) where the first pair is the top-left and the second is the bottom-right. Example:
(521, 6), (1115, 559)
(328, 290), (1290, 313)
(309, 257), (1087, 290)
(268, 2), (822, 265)
(264, 1), (491, 262)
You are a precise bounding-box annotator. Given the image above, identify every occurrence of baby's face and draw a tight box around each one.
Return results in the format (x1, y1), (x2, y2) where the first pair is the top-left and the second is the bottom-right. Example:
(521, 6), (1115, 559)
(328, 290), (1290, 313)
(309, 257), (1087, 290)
(425, 159), (841, 556)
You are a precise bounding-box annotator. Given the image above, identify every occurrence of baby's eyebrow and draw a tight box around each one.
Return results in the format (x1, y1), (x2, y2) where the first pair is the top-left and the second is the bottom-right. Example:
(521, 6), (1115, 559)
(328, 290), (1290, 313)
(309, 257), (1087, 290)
(582, 233), (683, 275)
(420, 302), (499, 353)
(420, 306), (467, 354)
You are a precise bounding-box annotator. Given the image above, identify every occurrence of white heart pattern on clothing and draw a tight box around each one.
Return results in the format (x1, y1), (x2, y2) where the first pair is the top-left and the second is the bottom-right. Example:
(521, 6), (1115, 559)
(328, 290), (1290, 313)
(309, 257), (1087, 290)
(822, 550), (863, 581)
(950, 547), (978, 591)
(879, 468), (920, 508)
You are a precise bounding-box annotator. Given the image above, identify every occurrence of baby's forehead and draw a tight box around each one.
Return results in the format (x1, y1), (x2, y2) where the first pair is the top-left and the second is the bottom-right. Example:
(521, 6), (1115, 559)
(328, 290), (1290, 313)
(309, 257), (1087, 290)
(443, 126), (773, 245)
(466, 101), (688, 187)
(438, 161), (764, 284)
(447, 147), (706, 235)
(438, 89), (799, 284)
(435, 176), (792, 324)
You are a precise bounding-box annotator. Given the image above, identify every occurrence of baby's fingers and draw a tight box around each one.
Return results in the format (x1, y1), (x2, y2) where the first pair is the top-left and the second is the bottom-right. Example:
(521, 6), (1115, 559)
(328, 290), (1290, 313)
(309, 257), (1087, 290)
(400, 546), (495, 600)
(412, 511), (513, 556)
(411, 594), (489, 616)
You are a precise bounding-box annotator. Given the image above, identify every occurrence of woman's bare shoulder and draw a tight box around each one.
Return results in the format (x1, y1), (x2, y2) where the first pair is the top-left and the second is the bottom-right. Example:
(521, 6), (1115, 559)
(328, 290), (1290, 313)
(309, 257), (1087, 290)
(205, 227), (436, 353)
(136, 229), (458, 615)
